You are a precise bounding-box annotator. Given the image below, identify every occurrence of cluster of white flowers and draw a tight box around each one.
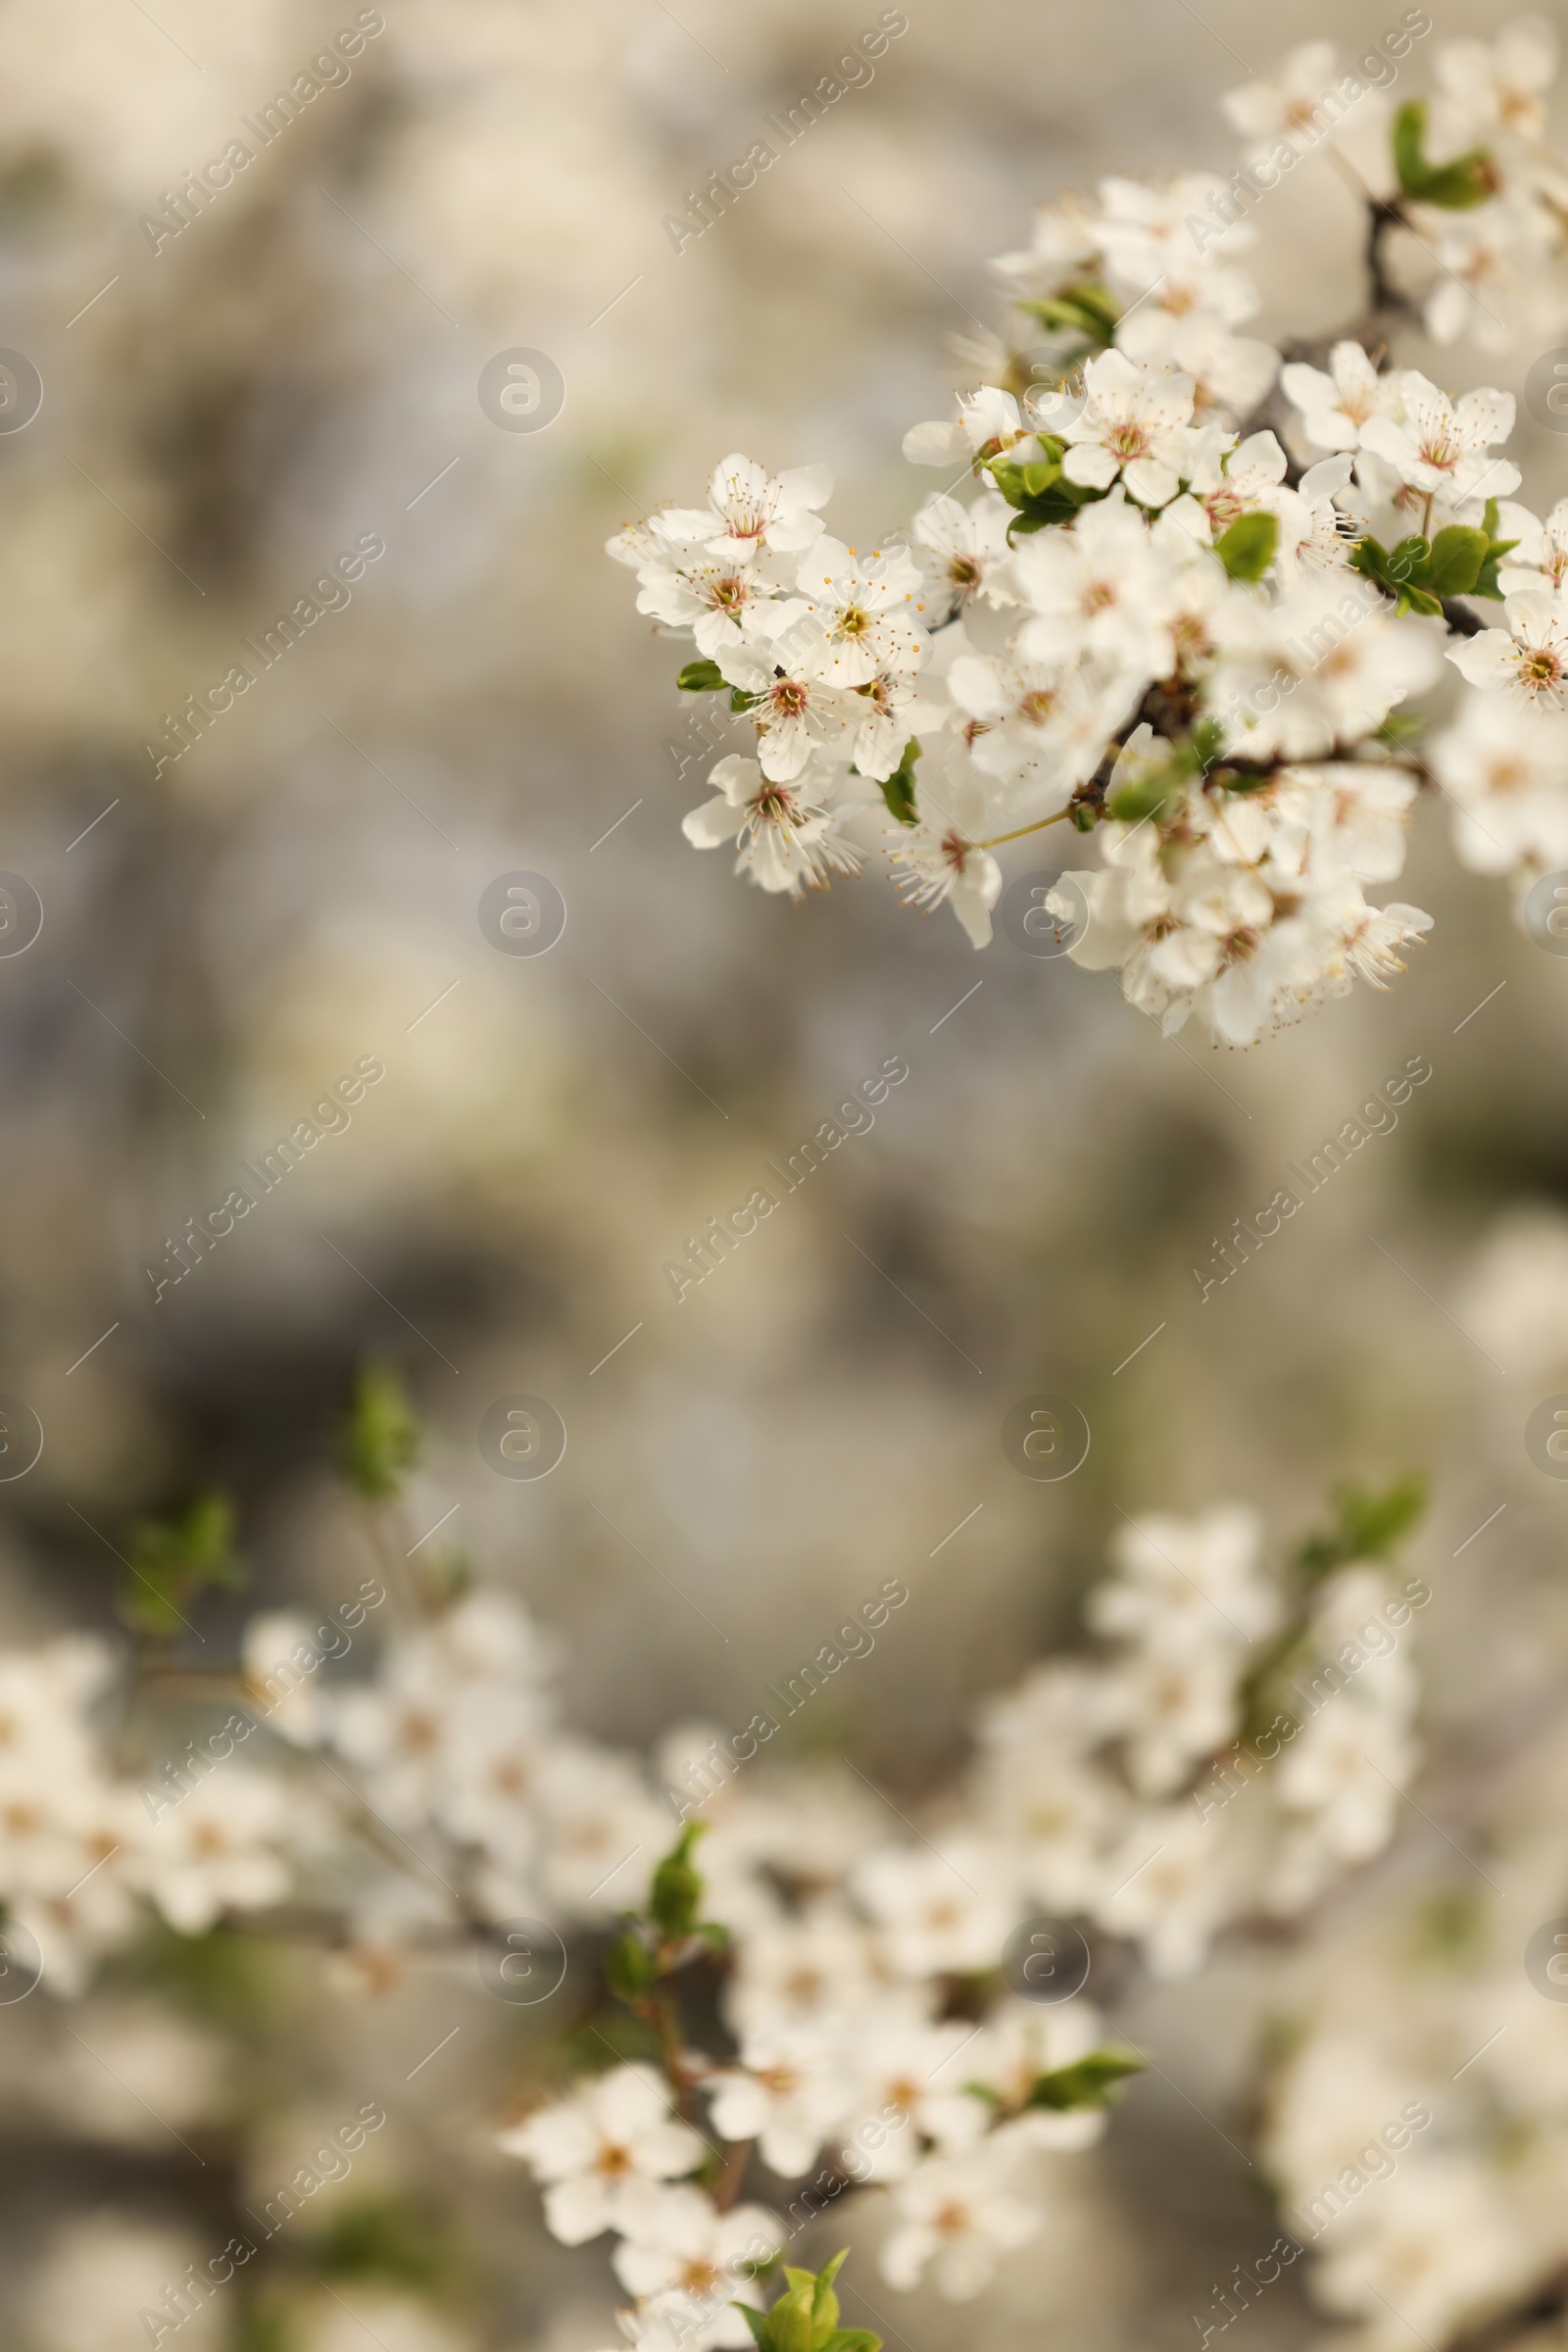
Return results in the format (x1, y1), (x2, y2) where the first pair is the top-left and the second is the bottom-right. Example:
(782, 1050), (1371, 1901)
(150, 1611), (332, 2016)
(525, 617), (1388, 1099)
(467, 1501), (1423, 2331)
(966, 1505), (1425, 1977)
(0, 1475), (1435, 2352)
(0, 1633), (298, 1998)
(612, 24), (1568, 1046)
(1230, 24), (1566, 354)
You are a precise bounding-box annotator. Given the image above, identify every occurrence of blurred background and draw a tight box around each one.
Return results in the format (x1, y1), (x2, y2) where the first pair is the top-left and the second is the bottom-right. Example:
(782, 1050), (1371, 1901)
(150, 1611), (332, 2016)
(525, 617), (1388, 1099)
(3, 0), (1568, 2346)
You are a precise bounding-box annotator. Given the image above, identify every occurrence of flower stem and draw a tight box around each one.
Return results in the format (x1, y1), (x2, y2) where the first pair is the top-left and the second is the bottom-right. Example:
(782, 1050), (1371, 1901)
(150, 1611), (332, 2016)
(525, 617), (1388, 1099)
(972, 808), (1074, 849)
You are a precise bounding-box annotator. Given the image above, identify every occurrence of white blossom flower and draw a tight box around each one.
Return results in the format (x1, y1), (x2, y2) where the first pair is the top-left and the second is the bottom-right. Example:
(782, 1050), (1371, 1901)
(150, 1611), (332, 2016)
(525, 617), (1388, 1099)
(707, 2022), (850, 2178)
(880, 2148), (1040, 2299)
(1358, 373), (1519, 513)
(1432, 19), (1558, 147)
(1116, 309), (1278, 425)
(656, 455), (832, 561)
(1221, 42), (1343, 147)
(633, 549), (807, 662)
(1095, 172), (1254, 297)
(1009, 491), (1183, 675)
(1423, 195), (1556, 352)
(1446, 591), (1568, 710)
(1281, 341), (1402, 454)
(1431, 692), (1568, 874)
(612, 2184), (782, 2346)
(1057, 349), (1200, 508)
(990, 192), (1102, 300)
(1090, 1505), (1276, 1652)
(682, 754), (864, 898)
(1096, 1807), (1239, 1978)
(134, 1769), (293, 1935)
(722, 1900), (884, 2035)
(946, 649), (1122, 802)
(903, 384), (1037, 469)
(911, 492), (1015, 621)
(535, 1743), (672, 1917)
(497, 2065), (705, 2244)
(854, 1839), (1018, 1978)
(714, 644), (859, 783)
(1494, 496), (1568, 597)
(883, 812), (1003, 949)
(793, 537), (924, 689)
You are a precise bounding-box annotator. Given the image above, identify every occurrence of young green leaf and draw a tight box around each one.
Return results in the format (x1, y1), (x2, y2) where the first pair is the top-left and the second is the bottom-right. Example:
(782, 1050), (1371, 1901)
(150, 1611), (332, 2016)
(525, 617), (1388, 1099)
(879, 737), (921, 827)
(122, 1490), (245, 1636)
(650, 1820), (708, 1940)
(342, 1364), (419, 1502)
(1214, 511), (1278, 582)
(1295, 1474), (1429, 1582)
(605, 1926), (661, 2002)
(1392, 101), (1496, 209)
(1423, 525), (1489, 598)
(1023, 2047), (1144, 2110)
(678, 659), (727, 692)
(737, 2259), (880, 2352)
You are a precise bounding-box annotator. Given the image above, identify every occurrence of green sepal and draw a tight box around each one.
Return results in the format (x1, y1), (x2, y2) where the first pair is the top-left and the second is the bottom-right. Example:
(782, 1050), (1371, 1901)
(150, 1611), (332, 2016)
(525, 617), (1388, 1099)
(878, 737), (921, 827)
(678, 659), (726, 692)
(1214, 511), (1278, 582)
(1024, 2048), (1144, 2109)
(1393, 100), (1496, 209)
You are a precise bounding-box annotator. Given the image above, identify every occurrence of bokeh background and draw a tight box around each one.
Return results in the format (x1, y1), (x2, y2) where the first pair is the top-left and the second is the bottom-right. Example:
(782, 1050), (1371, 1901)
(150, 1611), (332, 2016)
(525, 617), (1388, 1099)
(4, 0), (1568, 2346)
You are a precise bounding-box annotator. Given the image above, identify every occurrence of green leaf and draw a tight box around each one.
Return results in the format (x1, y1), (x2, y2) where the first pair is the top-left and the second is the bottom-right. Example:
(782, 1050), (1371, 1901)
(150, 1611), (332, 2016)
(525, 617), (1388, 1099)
(341, 1363), (419, 1502)
(1024, 2048), (1144, 2110)
(678, 659), (726, 692)
(1393, 100), (1496, 209)
(122, 1490), (245, 1636)
(1349, 534), (1443, 616)
(1424, 525), (1489, 598)
(1295, 1475), (1429, 1582)
(879, 737), (921, 827)
(650, 1821), (707, 1939)
(1214, 511), (1278, 582)
(740, 2311), (772, 2352)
